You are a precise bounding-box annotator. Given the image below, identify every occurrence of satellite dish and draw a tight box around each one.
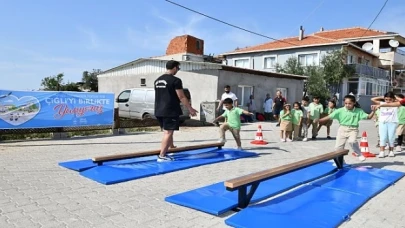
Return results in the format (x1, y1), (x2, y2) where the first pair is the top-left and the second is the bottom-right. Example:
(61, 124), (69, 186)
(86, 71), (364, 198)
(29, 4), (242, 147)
(389, 39), (399, 48)
(362, 42), (373, 51)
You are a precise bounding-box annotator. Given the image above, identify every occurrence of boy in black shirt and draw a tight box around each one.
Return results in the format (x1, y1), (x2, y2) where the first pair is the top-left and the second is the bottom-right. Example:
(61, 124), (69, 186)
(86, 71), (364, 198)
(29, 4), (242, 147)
(154, 60), (198, 162)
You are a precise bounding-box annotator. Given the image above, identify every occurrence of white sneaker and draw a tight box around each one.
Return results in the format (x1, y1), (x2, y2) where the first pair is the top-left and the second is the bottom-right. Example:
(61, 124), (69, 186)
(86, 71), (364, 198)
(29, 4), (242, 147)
(388, 151), (395, 157)
(378, 151), (385, 158)
(358, 155), (366, 162)
(303, 138), (308, 142)
(286, 138), (292, 142)
(218, 138), (226, 143)
(280, 138), (286, 142)
(385, 145), (389, 150)
(396, 146), (402, 152)
(157, 155), (174, 162)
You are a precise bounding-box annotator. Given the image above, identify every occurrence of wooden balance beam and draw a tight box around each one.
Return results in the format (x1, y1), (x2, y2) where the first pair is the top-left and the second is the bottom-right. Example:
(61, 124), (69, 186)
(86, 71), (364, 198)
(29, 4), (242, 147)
(92, 142), (225, 165)
(224, 149), (349, 209)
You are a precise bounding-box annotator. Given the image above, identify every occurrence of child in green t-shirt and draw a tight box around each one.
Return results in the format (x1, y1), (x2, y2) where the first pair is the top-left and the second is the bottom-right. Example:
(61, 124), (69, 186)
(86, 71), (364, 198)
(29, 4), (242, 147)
(292, 102), (303, 141)
(317, 100), (336, 139)
(395, 94), (405, 152)
(319, 95), (376, 162)
(308, 96), (324, 140)
(213, 98), (253, 150)
(280, 104), (293, 142)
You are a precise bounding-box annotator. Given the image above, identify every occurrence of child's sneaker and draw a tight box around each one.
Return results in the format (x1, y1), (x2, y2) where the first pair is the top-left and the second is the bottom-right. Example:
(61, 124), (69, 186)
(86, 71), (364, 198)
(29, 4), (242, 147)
(286, 138), (292, 142)
(378, 151), (385, 158)
(358, 155), (366, 162)
(388, 151), (395, 157)
(303, 138), (308, 142)
(236, 147), (243, 150)
(157, 155), (174, 162)
(327, 136), (332, 139)
(396, 146), (402, 152)
(218, 138), (226, 143)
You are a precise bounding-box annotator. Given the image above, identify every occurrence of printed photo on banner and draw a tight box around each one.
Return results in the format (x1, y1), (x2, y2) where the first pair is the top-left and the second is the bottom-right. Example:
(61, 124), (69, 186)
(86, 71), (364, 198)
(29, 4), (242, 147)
(0, 90), (115, 129)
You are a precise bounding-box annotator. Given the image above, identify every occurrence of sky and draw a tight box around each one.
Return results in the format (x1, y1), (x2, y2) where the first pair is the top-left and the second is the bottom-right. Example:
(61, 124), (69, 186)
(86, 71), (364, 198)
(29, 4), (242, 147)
(1, 0), (405, 91)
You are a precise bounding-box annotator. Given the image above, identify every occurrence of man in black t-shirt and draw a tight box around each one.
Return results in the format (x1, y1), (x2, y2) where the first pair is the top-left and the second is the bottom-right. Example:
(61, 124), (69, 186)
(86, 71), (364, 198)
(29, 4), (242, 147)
(154, 60), (198, 162)
(272, 90), (286, 126)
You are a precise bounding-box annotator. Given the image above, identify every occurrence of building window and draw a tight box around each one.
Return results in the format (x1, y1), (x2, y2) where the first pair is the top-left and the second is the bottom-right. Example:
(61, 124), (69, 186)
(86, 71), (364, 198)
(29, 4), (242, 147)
(140, 78), (146, 86)
(234, 59), (250, 68)
(237, 85), (253, 107)
(298, 53), (318, 66)
(358, 77), (389, 96)
(196, 40), (200, 50)
(347, 55), (354, 64)
(264, 56), (277, 69)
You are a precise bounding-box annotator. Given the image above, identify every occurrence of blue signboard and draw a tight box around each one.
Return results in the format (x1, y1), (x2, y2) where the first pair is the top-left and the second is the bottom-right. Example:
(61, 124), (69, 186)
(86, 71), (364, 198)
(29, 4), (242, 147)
(0, 90), (115, 129)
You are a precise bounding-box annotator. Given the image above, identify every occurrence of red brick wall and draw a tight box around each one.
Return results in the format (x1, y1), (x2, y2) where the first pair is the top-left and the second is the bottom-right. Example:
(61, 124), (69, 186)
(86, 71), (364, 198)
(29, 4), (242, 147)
(166, 35), (204, 55)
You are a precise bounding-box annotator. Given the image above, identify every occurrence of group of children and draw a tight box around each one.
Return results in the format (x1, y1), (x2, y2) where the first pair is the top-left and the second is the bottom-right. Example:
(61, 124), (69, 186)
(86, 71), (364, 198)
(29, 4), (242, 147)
(214, 93), (405, 162)
(277, 96), (337, 142)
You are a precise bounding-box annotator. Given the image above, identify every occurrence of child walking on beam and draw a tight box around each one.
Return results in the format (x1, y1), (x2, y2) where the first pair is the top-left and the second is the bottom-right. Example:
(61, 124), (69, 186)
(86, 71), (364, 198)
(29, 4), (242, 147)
(319, 95), (376, 161)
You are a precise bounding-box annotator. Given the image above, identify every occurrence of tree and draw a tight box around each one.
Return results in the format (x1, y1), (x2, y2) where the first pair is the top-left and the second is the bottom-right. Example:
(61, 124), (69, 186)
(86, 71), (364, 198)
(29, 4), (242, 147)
(305, 66), (330, 102)
(321, 50), (355, 94)
(82, 69), (101, 92)
(276, 56), (305, 75)
(40, 73), (81, 91)
(41, 73), (64, 91)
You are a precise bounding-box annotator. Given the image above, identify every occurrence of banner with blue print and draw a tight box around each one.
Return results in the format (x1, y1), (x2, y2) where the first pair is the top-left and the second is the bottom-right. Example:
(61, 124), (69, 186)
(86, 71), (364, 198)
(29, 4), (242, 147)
(0, 90), (115, 129)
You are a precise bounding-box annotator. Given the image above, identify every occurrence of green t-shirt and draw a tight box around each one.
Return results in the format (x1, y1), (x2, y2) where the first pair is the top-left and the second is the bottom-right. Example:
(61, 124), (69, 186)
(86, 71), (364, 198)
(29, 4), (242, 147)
(292, 109), (303, 125)
(324, 107), (335, 115)
(309, 103), (324, 120)
(328, 107), (369, 127)
(398, 106), (405, 125)
(280, 110), (293, 121)
(222, 107), (244, 129)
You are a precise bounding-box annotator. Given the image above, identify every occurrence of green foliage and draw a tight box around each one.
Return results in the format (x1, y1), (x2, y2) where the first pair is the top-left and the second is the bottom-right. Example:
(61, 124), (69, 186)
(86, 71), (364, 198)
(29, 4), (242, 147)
(82, 69), (101, 92)
(41, 73), (64, 91)
(321, 50), (355, 93)
(40, 73), (81, 91)
(305, 66), (330, 101)
(276, 57), (305, 75)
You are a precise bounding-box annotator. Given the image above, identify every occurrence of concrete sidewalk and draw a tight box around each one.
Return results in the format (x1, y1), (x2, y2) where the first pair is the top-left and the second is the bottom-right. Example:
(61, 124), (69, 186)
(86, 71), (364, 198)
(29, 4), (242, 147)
(0, 120), (404, 228)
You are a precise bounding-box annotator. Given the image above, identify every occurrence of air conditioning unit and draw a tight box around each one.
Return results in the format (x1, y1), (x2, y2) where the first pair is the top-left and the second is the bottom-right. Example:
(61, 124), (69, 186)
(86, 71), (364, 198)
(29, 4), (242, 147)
(182, 55), (190, 61)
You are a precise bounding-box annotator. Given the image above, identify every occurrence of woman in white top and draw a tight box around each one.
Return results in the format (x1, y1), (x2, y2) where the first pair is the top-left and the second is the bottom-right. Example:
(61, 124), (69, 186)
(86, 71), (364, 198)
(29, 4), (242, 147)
(371, 92), (398, 158)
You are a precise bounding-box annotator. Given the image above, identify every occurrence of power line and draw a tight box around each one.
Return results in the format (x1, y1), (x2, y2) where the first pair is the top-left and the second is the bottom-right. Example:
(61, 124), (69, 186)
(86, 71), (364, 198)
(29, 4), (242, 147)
(165, 0), (298, 46)
(289, 0), (325, 36)
(360, 0), (389, 37)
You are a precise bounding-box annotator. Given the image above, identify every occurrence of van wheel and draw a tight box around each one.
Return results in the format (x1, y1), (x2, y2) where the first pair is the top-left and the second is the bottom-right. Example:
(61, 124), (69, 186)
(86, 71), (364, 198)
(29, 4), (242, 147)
(143, 114), (152, 120)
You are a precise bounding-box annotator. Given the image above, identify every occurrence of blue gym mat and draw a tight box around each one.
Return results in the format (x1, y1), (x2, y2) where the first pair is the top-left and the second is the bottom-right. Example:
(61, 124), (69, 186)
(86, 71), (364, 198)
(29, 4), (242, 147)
(225, 166), (404, 228)
(165, 161), (339, 215)
(59, 147), (220, 172)
(75, 148), (256, 185)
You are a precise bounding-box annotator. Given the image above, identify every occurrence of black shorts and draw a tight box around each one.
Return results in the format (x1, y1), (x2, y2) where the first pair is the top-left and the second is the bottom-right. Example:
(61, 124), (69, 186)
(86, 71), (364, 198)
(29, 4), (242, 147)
(157, 117), (180, 131)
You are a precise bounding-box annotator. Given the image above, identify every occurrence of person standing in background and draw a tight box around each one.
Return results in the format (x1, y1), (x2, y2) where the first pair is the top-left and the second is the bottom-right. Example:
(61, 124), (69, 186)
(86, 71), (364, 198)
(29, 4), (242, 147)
(273, 90), (286, 127)
(263, 93), (273, 121)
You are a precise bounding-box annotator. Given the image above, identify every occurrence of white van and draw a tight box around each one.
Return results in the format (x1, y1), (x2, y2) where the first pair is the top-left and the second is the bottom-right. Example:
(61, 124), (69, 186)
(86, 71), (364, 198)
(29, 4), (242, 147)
(116, 88), (191, 122)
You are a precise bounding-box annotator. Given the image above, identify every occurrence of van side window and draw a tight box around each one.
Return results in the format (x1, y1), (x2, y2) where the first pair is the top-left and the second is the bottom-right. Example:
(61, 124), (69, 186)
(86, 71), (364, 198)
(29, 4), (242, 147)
(117, 90), (131, 103)
(131, 90), (145, 102)
(145, 91), (155, 103)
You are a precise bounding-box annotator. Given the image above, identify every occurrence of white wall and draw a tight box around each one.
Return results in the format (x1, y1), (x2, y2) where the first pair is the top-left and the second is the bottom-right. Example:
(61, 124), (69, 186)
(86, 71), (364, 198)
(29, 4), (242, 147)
(98, 71), (219, 119)
(217, 70), (305, 112)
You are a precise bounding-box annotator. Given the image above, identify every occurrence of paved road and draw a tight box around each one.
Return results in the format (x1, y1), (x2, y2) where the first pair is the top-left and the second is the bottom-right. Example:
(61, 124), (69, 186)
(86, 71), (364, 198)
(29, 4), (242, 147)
(1, 120), (404, 228)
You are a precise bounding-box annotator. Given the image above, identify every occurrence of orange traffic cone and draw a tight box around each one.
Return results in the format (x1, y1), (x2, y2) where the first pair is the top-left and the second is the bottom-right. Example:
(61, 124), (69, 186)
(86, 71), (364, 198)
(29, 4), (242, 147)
(251, 125), (268, 145)
(352, 131), (375, 157)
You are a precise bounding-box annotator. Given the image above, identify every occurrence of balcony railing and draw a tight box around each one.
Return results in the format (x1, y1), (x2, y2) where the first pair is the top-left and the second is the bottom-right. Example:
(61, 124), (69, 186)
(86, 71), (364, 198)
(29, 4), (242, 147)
(348, 64), (389, 79)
